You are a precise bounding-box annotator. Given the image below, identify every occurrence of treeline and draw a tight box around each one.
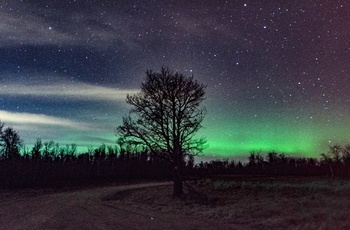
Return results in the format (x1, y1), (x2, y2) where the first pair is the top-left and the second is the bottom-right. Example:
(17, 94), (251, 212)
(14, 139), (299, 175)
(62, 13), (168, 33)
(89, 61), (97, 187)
(0, 123), (181, 188)
(2, 122), (350, 188)
(0, 140), (179, 188)
(198, 145), (350, 177)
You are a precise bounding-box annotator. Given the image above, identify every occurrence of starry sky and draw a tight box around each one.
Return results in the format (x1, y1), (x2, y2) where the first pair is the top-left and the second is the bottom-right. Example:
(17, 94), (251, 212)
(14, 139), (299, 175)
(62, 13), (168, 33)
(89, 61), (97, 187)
(0, 0), (349, 159)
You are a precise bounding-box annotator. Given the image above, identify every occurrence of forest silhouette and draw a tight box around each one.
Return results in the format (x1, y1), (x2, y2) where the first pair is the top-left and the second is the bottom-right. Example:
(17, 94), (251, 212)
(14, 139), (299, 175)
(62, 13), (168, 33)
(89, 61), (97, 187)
(0, 120), (349, 189)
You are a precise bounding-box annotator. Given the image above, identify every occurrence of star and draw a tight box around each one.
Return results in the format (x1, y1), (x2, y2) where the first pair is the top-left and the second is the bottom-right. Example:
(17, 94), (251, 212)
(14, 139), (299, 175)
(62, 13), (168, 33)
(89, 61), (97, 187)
(0, 0), (348, 159)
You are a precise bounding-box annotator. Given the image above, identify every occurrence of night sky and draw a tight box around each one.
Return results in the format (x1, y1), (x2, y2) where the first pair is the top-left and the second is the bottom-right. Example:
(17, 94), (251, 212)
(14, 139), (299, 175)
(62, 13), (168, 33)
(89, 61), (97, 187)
(0, 0), (349, 159)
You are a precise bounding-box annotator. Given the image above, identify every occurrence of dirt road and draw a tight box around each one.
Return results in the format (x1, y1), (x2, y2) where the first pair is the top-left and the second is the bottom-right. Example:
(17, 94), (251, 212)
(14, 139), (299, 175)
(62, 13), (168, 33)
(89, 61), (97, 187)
(0, 182), (239, 230)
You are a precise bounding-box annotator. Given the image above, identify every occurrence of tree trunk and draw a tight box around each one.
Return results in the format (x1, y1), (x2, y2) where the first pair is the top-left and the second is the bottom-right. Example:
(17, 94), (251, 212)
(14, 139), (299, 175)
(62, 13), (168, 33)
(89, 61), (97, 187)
(173, 166), (183, 198)
(329, 163), (334, 177)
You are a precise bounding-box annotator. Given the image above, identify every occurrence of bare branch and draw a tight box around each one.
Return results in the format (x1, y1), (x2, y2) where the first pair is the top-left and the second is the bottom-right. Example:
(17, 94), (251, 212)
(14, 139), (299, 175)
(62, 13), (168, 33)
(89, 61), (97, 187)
(116, 67), (207, 164)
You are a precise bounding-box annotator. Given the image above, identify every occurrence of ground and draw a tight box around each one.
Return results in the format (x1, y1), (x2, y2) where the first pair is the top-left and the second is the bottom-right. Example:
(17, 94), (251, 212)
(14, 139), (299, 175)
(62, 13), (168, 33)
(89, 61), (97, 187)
(2, 176), (350, 229)
(0, 182), (238, 230)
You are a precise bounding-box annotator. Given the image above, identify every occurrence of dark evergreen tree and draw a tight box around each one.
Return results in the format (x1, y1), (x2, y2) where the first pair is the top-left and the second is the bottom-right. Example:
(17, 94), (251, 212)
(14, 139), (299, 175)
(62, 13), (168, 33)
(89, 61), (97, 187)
(0, 126), (22, 160)
(31, 138), (43, 160)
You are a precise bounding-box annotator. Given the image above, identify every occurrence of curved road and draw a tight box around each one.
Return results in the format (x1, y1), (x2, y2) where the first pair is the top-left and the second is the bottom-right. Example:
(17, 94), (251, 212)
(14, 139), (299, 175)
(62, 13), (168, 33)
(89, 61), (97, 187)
(0, 182), (240, 230)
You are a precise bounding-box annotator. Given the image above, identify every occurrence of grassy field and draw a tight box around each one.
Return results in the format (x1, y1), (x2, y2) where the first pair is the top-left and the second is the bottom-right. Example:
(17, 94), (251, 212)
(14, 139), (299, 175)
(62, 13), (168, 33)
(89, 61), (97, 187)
(107, 176), (350, 229)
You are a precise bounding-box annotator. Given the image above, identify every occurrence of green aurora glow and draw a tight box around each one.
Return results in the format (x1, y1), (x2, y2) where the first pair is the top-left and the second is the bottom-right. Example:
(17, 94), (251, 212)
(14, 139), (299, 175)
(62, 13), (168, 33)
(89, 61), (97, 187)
(1, 1), (350, 161)
(200, 104), (350, 158)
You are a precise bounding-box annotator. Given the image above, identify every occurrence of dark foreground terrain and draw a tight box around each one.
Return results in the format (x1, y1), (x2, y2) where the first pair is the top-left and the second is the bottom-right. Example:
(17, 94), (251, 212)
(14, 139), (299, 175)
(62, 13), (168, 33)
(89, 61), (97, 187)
(2, 176), (350, 229)
(0, 182), (238, 230)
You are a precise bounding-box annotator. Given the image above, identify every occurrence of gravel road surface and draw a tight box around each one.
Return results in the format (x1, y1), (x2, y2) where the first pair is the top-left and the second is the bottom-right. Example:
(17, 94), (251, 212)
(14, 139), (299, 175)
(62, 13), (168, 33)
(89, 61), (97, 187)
(0, 182), (239, 230)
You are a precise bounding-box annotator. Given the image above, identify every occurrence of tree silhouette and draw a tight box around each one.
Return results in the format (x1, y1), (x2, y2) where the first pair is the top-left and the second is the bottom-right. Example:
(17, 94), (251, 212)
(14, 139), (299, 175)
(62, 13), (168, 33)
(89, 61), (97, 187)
(43, 140), (55, 161)
(31, 138), (43, 160)
(320, 144), (343, 177)
(1, 126), (22, 160)
(329, 144), (342, 164)
(116, 67), (207, 197)
(248, 151), (256, 166)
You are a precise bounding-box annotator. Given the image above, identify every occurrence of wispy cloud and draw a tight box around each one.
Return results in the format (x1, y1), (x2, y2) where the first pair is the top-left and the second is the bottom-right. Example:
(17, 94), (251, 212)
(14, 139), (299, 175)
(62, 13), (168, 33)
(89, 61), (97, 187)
(0, 1), (226, 50)
(0, 82), (138, 102)
(0, 110), (90, 130)
(0, 3), (132, 48)
(0, 11), (77, 46)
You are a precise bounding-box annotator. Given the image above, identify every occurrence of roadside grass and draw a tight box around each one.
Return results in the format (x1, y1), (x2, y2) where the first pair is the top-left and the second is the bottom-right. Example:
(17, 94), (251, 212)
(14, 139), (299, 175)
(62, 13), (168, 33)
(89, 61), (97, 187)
(105, 176), (350, 229)
(208, 178), (350, 194)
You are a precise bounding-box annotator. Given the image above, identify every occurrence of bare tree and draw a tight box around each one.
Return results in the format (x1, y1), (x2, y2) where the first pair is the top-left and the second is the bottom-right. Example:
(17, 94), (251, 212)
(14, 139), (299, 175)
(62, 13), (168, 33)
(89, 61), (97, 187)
(320, 152), (334, 177)
(116, 67), (207, 197)
(329, 144), (342, 164)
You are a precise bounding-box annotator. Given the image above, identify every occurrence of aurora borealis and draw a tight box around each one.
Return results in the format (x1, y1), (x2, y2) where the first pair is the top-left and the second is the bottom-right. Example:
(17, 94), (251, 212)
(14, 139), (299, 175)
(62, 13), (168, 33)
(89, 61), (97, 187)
(0, 1), (349, 159)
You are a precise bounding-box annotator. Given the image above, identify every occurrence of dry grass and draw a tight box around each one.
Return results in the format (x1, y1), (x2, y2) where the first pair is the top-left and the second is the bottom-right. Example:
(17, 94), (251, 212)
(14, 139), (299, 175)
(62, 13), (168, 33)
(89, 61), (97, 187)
(106, 176), (350, 229)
